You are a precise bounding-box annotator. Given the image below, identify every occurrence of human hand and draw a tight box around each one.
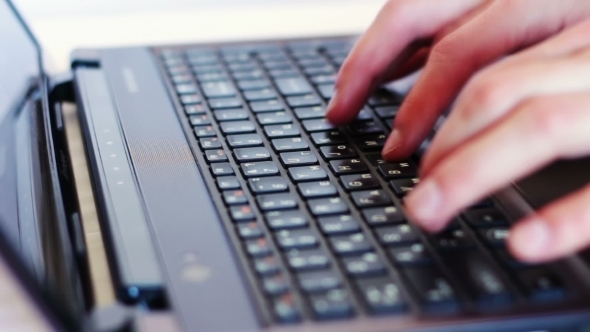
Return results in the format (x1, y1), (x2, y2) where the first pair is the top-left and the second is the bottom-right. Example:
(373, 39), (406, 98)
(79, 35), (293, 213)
(326, 0), (590, 262)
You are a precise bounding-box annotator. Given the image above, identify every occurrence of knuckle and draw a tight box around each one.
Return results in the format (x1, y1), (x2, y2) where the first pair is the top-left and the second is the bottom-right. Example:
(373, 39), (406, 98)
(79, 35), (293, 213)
(521, 99), (564, 138)
(460, 72), (504, 119)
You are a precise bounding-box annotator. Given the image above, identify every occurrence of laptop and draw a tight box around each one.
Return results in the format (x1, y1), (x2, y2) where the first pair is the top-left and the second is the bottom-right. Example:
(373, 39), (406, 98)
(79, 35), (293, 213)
(4, 0), (590, 330)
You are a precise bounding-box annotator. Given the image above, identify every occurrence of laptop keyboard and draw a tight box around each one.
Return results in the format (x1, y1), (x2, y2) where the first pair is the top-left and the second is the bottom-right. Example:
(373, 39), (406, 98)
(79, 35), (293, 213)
(156, 39), (568, 324)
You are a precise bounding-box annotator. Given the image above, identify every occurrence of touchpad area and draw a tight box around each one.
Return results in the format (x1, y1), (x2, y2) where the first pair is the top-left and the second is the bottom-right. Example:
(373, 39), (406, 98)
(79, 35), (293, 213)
(515, 157), (590, 209)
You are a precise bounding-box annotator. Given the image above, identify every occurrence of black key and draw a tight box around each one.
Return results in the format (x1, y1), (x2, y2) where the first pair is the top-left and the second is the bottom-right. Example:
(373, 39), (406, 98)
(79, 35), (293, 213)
(194, 126), (216, 138)
(254, 255), (280, 276)
(264, 274), (290, 295)
(495, 249), (530, 269)
(374, 105), (399, 118)
(288, 165), (328, 182)
(199, 137), (222, 150)
(168, 65), (190, 76)
(308, 197), (349, 216)
(317, 84), (334, 99)
(433, 228), (476, 251)
(311, 131), (346, 146)
(276, 229), (318, 250)
(266, 210), (308, 230)
(175, 83), (197, 95)
(233, 70), (264, 81)
(478, 227), (510, 247)
(227, 134), (263, 148)
(191, 64), (222, 74)
(378, 162), (417, 179)
(257, 111), (292, 125)
(249, 177), (289, 194)
(273, 293), (301, 323)
(244, 89), (277, 101)
(264, 124), (300, 139)
(186, 53), (217, 65)
(272, 137), (309, 152)
(275, 77), (313, 96)
(298, 57), (329, 68)
(310, 74), (336, 85)
(390, 178), (420, 197)
(217, 176), (241, 190)
(343, 252), (386, 277)
(330, 159), (369, 175)
(196, 72), (228, 82)
(299, 271), (342, 293)
(209, 97), (242, 109)
(348, 121), (383, 135)
(241, 161), (280, 177)
(341, 173), (381, 191)
(356, 107), (374, 121)
(210, 162), (234, 176)
(368, 89), (402, 106)
(238, 79), (270, 91)
(298, 181), (338, 198)
(403, 267), (458, 313)
(257, 193), (298, 211)
(228, 62), (258, 73)
(201, 81), (236, 98)
(223, 190), (248, 205)
(287, 94), (322, 108)
(189, 114), (211, 126)
(205, 149), (228, 163)
(304, 65), (335, 76)
(263, 61), (293, 71)
(518, 269), (566, 301)
(286, 249), (330, 271)
(366, 153), (387, 166)
(469, 199), (494, 209)
(269, 69), (300, 78)
(171, 73), (191, 84)
(220, 121), (256, 135)
(440, 251), (512, 307)
(363, 206), (405, 227)
(351, 189), (392, 208)
(318, 215), (361, 235)
(237, 222), (264, 240)
(309, 289), (354, 320)
(330, 233), (372, 256)
(185, 104), (206, 116)
(357, 277), (407, 314)
(280, 151), (318, 167)
(250, 100), (285, 113)
(463, 209), (508, 228)
(234, 147), (271, 162)
(319, 145), (357, 160)
(213, 108), (249, 122)
(303, 119), (337, 133)
(294, 106), (326, 120)
(389, 243), (433, 266)
(245, 238), (272, 257)
(180, 94), (202, 105)
(356, 134), (387, 151)
(230, 205), (255, 222)
(376, 224), (419, 247)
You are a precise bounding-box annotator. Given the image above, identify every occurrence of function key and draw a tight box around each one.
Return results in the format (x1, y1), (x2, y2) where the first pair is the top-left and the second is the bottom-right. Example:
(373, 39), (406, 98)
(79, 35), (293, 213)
(234, 147), (271, 162)
(311, 131), (346, 146)
(275, 229), (318, 250)
(375, 224), (419, 247)
(280, 151), (318, 167)
(204, 149), (228, 163)
(257, 193), (298, 211)
(308, 197), (349, 216)
(250, 99), (285, 113)
(227, 134), (263, 148)
(299, 271), (342, 293)
(330, 159), (369, 175)
(223, 190), (248, 205)
(356, 277), (407, 315)
(286, 249), (330, 271)
(201, 81), (236, 98)
(249, 177), (289, 194)
(302, 119), (337, 133)
(518, 269), (566, 302)
(298, 181), (338, 198)
(273, 293), (301, 323)
(330, 233), (372, 256)
(288, 165), (328, 182)
(230, 205), (255, 222)
(256, 111), (293, 125)
(351, 189), (392, 208)
(210, 162), (234, 177)
(241, 161), (280, 178)
(294, 106), (326, 120)
(254, 255), (281, 276)
(199, 137), (221, 150)
(219, 121), (256, 135)
(264, 124), (300, 139)
(403, 267), (459, 313)
(213, 108), (249, 122)
(341, 173), (381, 191)
(275, 77), (313, 96)
(342, 252), (386, 277)
(271, 137), (309, 152)
(309, 289), (354, 320)
(389, 243), (432, 267)
(362, 206), (405, 227)
(208, 97), (242, 109)
(463, 209), (508, 228)
(266, 210), (308, 230)
(217, 176), (241, 190)
(237, 222), (264, 240)
(319, 145), (358, 160)
(378, 162), (417, 179)
(318, 215), (361, 236)
(390, 178), (420, 197)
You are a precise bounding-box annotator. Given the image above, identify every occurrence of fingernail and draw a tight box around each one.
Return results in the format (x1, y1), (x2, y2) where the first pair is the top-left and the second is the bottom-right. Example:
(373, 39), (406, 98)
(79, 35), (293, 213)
(382, 129), (401, 156)
(405, 179), (442, 225)
(509, 219), (552, 260)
